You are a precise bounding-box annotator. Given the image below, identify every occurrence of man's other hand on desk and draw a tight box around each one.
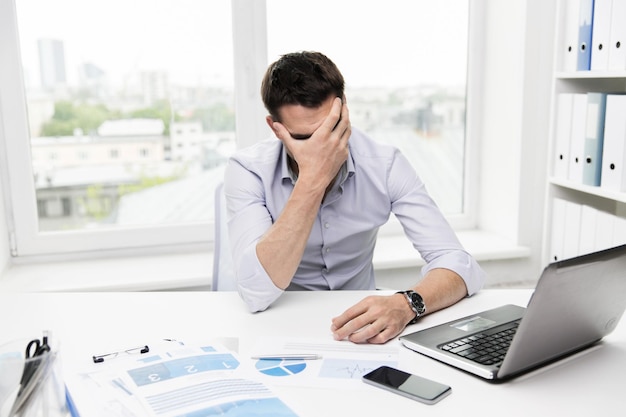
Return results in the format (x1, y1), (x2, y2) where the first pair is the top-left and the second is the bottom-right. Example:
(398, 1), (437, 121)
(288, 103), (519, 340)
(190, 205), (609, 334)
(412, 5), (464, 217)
(331, 271), (469, 344)
(330, 294), (413, 344)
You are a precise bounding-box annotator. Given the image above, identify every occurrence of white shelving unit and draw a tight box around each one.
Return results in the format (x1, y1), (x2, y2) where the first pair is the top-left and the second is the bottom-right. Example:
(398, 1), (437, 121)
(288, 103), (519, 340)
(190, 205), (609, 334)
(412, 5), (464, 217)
(543, 0), (626, 265)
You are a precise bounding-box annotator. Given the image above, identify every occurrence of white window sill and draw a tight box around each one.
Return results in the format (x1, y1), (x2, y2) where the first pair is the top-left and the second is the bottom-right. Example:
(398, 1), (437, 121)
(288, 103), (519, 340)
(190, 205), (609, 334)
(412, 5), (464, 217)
(0, 252), (213, 293)
(0, 230), (529, 293)
(373, 229), (530, 269)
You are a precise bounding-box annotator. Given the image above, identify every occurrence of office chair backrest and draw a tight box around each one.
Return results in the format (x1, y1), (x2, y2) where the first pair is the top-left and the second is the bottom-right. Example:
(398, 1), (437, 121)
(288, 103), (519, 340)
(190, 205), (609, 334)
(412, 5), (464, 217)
(212, 182), (237, 291)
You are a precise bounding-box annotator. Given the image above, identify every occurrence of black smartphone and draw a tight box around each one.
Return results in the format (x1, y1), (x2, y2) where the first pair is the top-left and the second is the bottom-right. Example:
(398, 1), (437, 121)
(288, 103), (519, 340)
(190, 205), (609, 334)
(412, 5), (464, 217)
(362, 366), (451, 405)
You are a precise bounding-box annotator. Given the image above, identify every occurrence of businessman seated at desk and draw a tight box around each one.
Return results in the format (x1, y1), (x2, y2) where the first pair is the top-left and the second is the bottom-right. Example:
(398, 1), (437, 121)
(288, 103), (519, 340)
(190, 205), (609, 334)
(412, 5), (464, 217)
(224, 51), (485, 345)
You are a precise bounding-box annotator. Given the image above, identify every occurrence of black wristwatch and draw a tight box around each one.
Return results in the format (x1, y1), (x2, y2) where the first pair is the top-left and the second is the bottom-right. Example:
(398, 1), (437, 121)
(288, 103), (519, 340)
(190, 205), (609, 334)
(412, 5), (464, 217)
(396, 290), (426, 325)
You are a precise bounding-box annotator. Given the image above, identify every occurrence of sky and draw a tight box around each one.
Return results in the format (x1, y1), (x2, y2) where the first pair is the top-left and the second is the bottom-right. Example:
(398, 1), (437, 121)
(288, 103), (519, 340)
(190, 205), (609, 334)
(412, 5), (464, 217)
(15, 0), (468, 90)
(266, 0), (469, 88)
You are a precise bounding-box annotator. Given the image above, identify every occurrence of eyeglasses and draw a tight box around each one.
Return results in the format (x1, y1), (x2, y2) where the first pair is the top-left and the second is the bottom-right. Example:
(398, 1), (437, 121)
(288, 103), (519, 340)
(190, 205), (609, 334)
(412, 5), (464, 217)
(92, 345), (149, 363)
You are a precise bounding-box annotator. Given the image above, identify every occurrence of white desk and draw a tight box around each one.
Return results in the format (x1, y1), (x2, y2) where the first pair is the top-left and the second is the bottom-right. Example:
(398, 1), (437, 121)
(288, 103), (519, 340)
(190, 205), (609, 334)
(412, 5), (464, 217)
(1, 289), (624, 416)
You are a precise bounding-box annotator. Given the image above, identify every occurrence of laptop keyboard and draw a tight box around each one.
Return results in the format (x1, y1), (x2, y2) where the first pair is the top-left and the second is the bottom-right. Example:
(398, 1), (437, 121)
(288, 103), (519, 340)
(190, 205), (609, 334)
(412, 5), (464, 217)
(439, 321), (520, 366)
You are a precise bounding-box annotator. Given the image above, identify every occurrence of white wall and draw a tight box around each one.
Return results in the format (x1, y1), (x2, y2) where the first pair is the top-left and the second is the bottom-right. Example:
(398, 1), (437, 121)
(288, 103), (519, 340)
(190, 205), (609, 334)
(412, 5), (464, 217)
(0, 176), (10, 276)
(475, 0), (556, 286)
(477, 0), (525, 241)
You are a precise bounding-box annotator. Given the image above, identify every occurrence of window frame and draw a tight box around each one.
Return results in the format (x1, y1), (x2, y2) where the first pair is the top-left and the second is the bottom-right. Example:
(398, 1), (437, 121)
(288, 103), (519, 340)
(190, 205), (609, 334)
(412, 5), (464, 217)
(0, 0), (480, 260)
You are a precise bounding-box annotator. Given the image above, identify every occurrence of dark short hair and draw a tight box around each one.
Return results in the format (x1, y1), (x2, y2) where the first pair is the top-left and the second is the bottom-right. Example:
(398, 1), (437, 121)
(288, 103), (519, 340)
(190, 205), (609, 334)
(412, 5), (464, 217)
(261, 51), (345, 121)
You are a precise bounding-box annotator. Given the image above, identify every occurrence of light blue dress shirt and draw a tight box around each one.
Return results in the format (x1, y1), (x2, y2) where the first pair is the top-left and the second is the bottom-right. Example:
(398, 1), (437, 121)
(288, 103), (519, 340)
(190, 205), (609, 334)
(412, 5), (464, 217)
(224, 128), (485, 312)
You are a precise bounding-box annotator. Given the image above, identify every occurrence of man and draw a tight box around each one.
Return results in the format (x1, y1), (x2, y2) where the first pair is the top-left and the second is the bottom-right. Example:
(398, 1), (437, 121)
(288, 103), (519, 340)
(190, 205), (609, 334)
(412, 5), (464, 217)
(224, 51), (485, 344)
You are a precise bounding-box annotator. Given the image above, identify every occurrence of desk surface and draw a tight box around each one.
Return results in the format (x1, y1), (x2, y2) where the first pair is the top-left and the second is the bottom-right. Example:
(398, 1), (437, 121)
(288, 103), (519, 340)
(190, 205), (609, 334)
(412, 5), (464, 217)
(1, 289), (624, 416)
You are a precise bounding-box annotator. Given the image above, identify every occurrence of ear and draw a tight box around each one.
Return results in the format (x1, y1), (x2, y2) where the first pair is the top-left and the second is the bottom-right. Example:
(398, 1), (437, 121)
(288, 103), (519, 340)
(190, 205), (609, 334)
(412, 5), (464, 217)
(266, 116), (278, 136)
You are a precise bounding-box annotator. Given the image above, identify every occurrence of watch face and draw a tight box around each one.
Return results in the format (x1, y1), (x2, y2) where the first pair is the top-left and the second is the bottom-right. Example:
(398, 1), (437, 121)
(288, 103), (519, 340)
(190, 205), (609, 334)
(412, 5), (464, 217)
(409, 292), (425, 314)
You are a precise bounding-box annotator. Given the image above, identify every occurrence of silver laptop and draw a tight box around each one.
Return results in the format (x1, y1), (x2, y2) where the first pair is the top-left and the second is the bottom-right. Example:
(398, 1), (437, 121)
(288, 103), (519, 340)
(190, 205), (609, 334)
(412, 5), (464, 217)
(400, 244), (626, 381)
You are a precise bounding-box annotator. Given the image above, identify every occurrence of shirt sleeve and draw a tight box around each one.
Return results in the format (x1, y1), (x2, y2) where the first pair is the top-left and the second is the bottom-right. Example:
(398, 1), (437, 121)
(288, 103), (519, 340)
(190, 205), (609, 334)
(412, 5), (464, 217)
(387, 149), (485, 296)
(223, 159), (284, 312)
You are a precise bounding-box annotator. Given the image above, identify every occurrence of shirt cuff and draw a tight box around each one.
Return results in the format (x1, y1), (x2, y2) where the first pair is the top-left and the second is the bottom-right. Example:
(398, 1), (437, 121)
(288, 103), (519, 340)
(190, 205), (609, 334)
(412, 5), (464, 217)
(420, 250), (485, 296)
(236, 243), (284, 312)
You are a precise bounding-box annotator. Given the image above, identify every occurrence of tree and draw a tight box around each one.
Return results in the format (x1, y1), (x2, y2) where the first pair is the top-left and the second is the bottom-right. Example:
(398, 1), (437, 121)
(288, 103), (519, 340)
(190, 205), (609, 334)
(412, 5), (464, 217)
(40, 101), (118, 136)
(192, 103), (235, 131)
(130, 100), (175, 135)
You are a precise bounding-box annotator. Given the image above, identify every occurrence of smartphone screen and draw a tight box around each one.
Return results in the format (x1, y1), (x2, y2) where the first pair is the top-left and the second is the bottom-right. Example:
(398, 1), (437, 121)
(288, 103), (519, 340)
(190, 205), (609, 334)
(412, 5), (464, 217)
(362, 366), (451, 405)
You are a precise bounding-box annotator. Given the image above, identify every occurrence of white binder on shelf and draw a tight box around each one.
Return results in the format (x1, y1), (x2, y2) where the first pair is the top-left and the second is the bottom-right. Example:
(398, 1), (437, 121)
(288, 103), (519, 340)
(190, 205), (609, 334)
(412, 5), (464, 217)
(578, 205), (598, 256)
(577, 0), (595, 71)
(568, 93), (588, 184)
(590, 0), (613, 71)
(562, 0), (583, 72)
(550, 197), (567, 262)
(601, 94), (626, 192)
(583, 93), (607, 186)
(613, 215), (626, 246)
(595, 209), (616, 251)
(563, 200), (582, 259)
(554, 94), (573, 179)
(608, 0), (626, 70)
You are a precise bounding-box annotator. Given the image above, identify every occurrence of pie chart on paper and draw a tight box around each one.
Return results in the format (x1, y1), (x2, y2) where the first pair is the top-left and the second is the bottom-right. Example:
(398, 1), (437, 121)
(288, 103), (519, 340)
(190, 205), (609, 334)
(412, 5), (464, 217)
(255, 359), (307, 376)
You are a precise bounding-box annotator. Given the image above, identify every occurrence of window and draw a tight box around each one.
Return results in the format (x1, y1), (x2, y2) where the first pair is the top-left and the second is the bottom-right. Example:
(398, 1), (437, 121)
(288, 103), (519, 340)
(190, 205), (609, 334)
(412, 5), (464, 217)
(0, 0), (476, 258)
(1, 0), (235, 256)
(267, 0), (470, 220)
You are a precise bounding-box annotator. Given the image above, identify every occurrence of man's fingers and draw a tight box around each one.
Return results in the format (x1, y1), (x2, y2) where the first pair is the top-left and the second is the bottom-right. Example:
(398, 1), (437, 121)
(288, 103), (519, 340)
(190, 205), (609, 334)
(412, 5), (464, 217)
(318, 96), (344, 133)
(348, 321), (384, 344)
(331, 295), (407, 344)
(272, 121), (290, 140)
(331, 306), (368, 340)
